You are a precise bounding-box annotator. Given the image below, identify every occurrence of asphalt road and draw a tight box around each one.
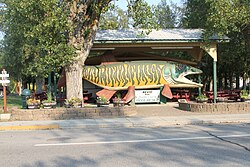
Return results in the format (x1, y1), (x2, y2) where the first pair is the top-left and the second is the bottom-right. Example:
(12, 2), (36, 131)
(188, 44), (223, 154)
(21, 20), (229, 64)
(1, 124), (250, 167)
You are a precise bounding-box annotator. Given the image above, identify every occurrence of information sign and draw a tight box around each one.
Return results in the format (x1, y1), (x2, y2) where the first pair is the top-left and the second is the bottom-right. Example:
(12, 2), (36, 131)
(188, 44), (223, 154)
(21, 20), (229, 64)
(0, 80), (10, 84)
(135, 89), (160, 103)
(0, 74), (9, 77)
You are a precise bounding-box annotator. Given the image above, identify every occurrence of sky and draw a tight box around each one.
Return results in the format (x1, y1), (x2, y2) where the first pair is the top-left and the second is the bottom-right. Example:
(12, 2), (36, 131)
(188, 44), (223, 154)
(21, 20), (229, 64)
(0, 0), (184, 41)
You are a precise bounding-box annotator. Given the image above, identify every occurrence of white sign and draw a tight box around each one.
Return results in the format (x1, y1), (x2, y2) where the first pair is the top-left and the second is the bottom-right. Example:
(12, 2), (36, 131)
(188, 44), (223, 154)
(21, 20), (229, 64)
(0, 80), (10, 84)
(0, 74), (9, 78)
(135, 89), (160, 103)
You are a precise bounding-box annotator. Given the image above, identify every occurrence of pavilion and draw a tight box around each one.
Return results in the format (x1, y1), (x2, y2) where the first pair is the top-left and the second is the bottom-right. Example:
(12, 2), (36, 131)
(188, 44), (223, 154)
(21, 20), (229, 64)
(87, 29), (229, 103)
(58, 29), (229, 103)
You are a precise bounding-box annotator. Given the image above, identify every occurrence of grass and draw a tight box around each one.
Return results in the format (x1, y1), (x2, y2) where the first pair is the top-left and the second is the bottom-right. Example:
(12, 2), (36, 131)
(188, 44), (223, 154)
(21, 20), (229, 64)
(0, 94), (23, 109)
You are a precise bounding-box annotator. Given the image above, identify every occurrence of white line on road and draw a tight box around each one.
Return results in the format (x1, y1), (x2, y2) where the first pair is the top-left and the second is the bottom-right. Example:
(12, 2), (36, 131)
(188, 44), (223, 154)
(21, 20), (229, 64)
(34, 134), (250, 147)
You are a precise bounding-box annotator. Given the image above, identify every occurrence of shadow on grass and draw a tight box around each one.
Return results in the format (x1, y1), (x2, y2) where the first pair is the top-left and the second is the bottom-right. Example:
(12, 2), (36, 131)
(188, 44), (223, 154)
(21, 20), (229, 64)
(0, 93), (22, 108)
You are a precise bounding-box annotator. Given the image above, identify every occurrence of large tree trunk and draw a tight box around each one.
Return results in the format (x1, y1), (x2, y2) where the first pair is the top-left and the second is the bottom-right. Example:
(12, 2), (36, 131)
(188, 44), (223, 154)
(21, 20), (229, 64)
(64, 1), (111, 100)
(65, 62), (83, 100)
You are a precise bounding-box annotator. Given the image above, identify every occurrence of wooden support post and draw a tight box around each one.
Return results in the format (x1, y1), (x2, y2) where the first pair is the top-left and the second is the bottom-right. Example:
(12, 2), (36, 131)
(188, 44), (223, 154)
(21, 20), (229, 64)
(1, 69), (9, 113)
(3, 85), (7, 113)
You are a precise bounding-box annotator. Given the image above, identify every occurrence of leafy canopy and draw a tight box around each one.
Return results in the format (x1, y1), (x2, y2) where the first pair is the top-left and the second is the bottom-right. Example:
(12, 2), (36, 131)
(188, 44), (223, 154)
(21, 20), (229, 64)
(1, 0), (74, 79)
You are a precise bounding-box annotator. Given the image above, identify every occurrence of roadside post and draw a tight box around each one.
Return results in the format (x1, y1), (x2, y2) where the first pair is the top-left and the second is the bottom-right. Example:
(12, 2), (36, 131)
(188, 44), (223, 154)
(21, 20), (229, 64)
(0, 69), (10, 113)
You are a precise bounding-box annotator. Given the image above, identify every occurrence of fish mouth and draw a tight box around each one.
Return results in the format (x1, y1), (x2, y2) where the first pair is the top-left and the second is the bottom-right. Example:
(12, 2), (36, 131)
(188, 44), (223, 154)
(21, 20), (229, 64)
(175, 69), (203, 87)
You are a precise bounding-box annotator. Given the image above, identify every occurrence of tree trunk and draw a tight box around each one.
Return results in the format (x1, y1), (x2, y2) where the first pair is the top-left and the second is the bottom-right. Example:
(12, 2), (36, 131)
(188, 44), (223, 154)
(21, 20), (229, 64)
(65, 61), (83, 100)
(229, 75), (233, 90)
(224, 73), (228, 89)
(36, 77), (45, 94)
(236, 76), (240, 89)
(202, 76), (208, 92)
(243, 75), (246, 90)
(218, 77), (222, 91)
(209, 79), (213, 91)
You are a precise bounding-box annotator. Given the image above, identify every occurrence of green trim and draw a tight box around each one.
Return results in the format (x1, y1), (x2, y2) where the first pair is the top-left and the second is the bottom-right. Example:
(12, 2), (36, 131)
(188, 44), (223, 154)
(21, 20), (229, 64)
(198, 75), (201, 96)
(213, 61), (217, 103)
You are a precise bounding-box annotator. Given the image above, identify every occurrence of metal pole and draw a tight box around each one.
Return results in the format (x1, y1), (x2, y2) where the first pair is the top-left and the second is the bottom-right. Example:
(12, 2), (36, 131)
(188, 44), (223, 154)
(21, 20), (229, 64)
(53, 72), (57, 100)
(48, 72), (52, 98)
(213, 61), (217, 103)
(198, 75), (201, 96)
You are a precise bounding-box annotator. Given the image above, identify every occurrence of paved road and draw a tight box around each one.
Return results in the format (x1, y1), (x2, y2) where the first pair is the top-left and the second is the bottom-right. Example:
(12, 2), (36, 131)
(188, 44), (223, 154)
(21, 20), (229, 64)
(1, 124), (250, 167)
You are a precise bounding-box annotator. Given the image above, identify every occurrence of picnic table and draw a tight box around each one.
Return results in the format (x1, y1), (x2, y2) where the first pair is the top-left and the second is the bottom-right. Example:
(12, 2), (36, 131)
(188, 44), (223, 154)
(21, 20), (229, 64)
(172, 89), (191, 101)
(204, 90), (241, 102)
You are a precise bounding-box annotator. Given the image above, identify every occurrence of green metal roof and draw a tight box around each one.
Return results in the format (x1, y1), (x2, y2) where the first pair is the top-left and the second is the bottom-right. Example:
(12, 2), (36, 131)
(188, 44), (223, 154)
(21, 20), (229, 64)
(95, 29), (229, 43)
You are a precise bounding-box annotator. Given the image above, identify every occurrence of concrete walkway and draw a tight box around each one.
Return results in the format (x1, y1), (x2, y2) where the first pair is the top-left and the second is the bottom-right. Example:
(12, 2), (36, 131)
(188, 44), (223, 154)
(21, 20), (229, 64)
(1, 113), (250, 131)
(1, 103), (250, 130)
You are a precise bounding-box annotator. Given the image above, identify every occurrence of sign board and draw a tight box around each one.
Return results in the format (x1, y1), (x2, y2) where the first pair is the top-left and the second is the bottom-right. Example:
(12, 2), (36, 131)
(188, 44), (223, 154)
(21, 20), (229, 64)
(135, 89), (160, 103)
(0, 80), (10, 84)
(1, 69), (9, 113)
(0, 74), (9, 78)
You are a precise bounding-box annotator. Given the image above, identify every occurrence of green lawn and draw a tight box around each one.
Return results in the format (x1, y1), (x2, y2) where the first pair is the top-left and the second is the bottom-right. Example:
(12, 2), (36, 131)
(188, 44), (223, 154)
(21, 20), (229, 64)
(0, 94), (23, 109)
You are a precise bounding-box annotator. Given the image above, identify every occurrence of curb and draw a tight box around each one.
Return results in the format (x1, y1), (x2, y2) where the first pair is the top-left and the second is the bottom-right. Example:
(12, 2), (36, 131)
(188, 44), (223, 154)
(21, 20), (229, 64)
(1, 117), (250, 131)
(0, 124), (59, 131)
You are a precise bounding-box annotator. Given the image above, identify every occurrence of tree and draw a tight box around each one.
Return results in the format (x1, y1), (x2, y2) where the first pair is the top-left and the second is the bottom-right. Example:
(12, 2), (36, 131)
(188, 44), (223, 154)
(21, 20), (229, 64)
(181, 0), (250, 90)
(205, 0), (250, 89)
(127, 0), (155, 29)
(63, 0), (159, 99)
(1, 0), (157, 100)
(99, 5), (129, 30)
(1, 0), (74, 87)
(180, 0), (213, 90)
(182, 0), (211, 28)
(0, 42), (3, 68)
(153, 0), (181, 28)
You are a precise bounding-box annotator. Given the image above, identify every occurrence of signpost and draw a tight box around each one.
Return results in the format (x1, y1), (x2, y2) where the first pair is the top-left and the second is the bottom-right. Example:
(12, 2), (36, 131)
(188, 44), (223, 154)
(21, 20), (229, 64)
(1, 69), (10, 113)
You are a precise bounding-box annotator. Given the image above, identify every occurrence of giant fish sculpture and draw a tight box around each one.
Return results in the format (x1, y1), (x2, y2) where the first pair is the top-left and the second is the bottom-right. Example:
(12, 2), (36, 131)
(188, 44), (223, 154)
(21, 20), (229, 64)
(83, 61), (203, 102)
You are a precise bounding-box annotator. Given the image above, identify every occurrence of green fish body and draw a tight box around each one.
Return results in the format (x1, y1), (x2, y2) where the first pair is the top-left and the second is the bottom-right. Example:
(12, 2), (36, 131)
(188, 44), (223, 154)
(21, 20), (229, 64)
(83, 61), (202, 91)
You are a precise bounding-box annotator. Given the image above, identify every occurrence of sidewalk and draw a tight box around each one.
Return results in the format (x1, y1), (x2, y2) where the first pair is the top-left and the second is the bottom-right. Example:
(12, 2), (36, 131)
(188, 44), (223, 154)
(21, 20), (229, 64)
(1, 113), (250, 131)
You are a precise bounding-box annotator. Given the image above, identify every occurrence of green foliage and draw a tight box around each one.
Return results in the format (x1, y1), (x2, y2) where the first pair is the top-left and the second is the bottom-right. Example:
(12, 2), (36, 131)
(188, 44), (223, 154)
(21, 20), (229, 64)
(96, 96), (109, 103)
(99, 0), (182, 30)
(153, 0), (182, 28)
(1, 0), (75, 80)
(127, 0), (156, 29)
(0, 44), (3, 67)
(0, 94), (22, 108)
(240, 90), (249, 98)
(182, 0), (211, 28)
(182, 0), (250, 90)
(99, 5), (129, 30)
(205, 0), (250, 36)
(205, 0), (250, 86)
(196, 94), (208, 100)
(64, 96), (82, 107)
(43, 92), (55, 103)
